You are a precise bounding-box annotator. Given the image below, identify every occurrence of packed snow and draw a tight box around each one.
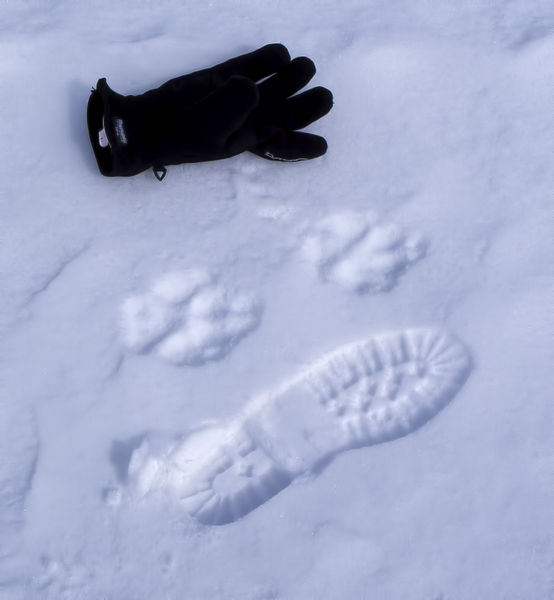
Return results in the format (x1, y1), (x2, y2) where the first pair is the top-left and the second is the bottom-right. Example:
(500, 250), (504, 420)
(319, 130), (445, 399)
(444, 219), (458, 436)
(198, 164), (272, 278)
(1, 1), (553, 599)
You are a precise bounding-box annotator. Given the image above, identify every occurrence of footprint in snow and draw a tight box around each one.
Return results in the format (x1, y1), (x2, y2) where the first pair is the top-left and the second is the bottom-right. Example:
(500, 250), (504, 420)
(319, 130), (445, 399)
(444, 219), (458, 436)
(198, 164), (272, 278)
(119, 269), (263, 366)
(123, 328), (471, 525)
(300, 210), (426, 293)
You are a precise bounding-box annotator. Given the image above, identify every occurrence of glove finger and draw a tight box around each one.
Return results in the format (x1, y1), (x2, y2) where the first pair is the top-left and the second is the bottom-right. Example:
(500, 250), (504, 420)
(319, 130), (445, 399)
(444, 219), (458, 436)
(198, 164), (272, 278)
(213, 43), (291, 82)
(258, 57), (316, 101)
(252, 131), (328, 161)
(270, 86), (333, 131)
(199, 76), (259, 144)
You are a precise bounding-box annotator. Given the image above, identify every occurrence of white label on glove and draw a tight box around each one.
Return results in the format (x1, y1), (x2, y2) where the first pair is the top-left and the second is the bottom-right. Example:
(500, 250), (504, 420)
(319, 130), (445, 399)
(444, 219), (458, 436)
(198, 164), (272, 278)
(98, 127), (110, 148)
(113, 117), (128, 145)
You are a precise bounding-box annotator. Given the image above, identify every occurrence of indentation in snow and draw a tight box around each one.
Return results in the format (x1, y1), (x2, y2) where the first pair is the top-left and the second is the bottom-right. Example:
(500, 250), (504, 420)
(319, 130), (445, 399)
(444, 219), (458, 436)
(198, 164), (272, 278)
(125, 328), (471, 525)
(300, 211), (426, 293)
(119, 269), (263, 366)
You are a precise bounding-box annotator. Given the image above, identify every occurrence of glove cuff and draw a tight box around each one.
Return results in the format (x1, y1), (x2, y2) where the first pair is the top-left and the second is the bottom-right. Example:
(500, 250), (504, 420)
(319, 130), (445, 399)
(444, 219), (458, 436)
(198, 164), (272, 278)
(87, 78), (150, 177)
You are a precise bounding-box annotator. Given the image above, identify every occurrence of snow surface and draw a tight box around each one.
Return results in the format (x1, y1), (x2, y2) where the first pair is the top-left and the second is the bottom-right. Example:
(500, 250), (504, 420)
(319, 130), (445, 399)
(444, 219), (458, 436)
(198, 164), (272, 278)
(1, 1), (553, 599)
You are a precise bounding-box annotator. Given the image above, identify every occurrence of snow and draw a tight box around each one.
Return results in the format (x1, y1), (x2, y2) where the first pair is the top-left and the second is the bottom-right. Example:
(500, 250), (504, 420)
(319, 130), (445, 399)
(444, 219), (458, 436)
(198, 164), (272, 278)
(300, 210), (426, 293)
(1, 1), (553, 599)
(119, 269), (262, 365)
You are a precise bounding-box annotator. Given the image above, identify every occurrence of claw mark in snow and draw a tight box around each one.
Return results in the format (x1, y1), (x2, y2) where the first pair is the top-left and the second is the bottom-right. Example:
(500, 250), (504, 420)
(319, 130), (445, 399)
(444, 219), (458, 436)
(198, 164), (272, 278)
(126, 328), (471, 525)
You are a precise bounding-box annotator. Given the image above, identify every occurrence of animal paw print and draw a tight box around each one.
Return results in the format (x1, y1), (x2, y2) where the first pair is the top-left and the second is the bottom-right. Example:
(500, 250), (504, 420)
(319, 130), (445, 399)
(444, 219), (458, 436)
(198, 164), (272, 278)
(119, 269), (263, 366)
(300, 210), (426, 293)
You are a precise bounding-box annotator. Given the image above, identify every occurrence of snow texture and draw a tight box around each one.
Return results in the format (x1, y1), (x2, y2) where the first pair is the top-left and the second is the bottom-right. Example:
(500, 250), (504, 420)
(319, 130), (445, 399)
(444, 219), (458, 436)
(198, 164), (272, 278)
(119, 269), (263, 365)
(0, 397), (38, 588)
(300, 210), (426, 293)
(0, 1), (553, 599)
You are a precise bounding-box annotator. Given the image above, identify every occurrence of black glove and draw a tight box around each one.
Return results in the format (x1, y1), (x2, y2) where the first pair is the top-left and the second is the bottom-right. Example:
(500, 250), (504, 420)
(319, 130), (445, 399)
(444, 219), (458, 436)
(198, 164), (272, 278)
(87, 44), (333, 179)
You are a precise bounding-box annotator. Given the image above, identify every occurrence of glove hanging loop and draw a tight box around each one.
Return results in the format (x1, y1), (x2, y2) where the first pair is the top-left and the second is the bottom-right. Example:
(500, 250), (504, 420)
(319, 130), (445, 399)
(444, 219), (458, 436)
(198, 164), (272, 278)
(153, 166), (167, 181)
